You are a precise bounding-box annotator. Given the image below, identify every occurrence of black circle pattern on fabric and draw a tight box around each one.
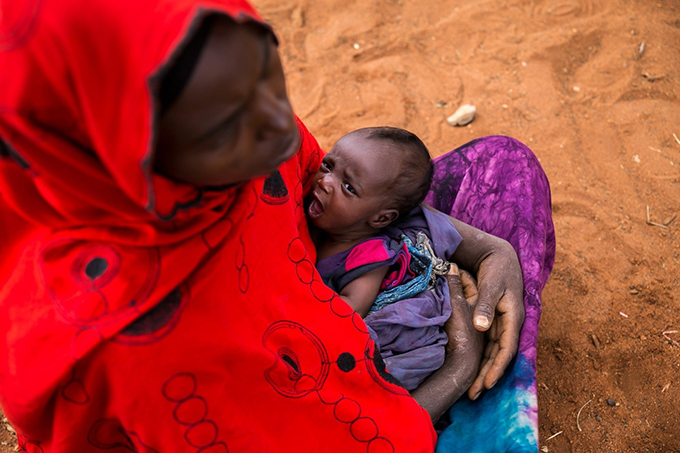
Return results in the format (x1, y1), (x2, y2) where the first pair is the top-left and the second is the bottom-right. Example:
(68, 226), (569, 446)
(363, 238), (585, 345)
(262, 321), (395, 452)
(336, 352), (356, 372)
(39, 241), (162, 362)
(115, 286), (187, 345)
(161, 373), (228, 452)
(263, 321), (330, 398)
(40, 241), (160, 327)
(260, 170), (289, 205)
(84, 257), (108, 279)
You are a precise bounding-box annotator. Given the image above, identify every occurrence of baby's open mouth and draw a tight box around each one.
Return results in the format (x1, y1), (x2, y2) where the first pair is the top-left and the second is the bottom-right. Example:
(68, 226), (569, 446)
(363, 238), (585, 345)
(308, 193), (324, 218)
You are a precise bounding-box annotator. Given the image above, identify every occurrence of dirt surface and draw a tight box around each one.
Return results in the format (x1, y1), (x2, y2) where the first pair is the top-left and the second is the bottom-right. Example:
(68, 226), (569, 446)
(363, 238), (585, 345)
(2, 0), (679, 451)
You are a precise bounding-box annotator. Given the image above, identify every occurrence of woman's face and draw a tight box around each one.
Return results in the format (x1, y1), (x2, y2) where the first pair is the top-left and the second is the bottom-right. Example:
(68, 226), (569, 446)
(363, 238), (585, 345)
(155, 17), (299, 186)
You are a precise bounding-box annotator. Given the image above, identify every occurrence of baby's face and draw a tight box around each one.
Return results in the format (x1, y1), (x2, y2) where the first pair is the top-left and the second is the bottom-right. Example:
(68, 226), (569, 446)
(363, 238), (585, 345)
(307, 132), (400, 235)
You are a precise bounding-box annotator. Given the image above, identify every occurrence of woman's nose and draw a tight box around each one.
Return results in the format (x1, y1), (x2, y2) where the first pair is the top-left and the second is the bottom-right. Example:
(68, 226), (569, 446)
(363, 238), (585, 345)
(255, 85), (294, 140)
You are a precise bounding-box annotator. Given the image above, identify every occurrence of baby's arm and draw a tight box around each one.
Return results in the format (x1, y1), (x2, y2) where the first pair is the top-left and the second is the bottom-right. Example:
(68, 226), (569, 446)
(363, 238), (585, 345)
(337, 266), (390, 317)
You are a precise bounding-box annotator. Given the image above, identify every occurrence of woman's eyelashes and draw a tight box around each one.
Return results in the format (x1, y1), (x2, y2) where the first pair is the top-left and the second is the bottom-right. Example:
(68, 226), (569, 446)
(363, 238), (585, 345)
(198, 109), (242, 147)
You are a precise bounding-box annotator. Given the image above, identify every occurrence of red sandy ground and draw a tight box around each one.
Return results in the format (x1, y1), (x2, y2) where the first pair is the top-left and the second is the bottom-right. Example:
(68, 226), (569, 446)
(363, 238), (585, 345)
(2, 0), (679, 451)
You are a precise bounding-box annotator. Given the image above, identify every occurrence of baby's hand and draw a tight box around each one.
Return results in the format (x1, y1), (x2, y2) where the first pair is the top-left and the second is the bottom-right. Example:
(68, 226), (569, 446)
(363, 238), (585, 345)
(443, 265), (484, 384)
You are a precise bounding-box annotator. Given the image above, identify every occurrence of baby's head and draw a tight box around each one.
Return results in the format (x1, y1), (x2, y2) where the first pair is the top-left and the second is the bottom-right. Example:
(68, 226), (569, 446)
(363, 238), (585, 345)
(308, 126), (433, 236)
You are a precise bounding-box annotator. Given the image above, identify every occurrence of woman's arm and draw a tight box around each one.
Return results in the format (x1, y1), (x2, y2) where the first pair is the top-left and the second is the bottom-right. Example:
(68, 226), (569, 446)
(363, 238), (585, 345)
(421, 204), (524, 400)
(411, 267), (483, 422)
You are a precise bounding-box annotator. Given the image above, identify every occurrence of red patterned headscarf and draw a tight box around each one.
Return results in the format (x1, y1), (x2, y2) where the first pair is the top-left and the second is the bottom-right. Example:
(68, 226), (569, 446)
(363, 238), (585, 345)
(0, 0), (435, 451)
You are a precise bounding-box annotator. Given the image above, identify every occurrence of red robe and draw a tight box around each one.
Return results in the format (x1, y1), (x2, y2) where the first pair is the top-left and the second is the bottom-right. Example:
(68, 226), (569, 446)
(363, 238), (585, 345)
(0, 0), (436, 451)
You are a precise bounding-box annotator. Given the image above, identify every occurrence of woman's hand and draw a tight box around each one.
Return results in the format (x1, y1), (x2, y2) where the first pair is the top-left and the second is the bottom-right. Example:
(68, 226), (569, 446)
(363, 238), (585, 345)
(464, 240), (523, 399)
(410, 265), (484, 423)
(444, 215), (524, 400)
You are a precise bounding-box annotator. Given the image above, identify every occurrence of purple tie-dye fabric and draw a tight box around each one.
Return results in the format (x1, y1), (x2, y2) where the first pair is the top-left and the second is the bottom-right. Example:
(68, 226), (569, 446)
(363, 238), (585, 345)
(427, 136), (555, 452)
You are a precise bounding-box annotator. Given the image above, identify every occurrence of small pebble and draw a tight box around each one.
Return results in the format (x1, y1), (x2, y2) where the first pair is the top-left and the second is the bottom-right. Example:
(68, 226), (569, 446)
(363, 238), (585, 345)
(446, 104), (476, 126)
(606, 398), (616, 406)
(629, 289), (639, 294)
(353, 43), (360, 50)
(573, 86), (581, 92)
(541, 447), (549, 452)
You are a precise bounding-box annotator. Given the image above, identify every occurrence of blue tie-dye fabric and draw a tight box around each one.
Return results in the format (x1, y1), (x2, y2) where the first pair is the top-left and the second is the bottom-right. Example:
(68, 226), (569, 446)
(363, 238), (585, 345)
(425, 136), (555, 452)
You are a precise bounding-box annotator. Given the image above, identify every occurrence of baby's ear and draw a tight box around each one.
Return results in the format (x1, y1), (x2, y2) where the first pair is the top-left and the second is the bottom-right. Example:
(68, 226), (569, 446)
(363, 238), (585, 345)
(370, 209), (399, 229)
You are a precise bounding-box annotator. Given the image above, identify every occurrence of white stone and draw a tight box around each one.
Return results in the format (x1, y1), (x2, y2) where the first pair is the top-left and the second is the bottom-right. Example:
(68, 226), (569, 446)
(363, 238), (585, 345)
(446, 104), (476, 126)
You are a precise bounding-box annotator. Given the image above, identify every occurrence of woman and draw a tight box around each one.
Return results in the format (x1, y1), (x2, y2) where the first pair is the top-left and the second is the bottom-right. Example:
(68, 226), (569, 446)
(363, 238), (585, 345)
(0, 0), (554, 451)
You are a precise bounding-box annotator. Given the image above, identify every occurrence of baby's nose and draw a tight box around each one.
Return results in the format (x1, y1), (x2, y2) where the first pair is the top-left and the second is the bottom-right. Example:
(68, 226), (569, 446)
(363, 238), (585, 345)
(318, 174), (333, 192)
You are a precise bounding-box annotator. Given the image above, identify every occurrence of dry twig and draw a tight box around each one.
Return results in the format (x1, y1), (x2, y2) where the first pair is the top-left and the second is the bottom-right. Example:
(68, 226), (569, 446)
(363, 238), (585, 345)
(646, 205), (669, 229)
(662, 330), (679, 347)
(576, 399), (591, 432)
(546, 431), (564, 441)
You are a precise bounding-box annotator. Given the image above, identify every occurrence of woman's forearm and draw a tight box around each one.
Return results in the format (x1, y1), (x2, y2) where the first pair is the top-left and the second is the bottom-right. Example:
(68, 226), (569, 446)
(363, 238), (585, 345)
(411, 352), (479, 423)
(421, 204), (509, 274)
(448, 216), (509, 273)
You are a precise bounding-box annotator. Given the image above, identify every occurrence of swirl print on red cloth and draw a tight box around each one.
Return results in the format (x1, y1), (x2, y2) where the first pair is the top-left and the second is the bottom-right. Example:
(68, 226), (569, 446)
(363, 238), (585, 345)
(162, 373), (228, 452)
(263, 321), (397, 452)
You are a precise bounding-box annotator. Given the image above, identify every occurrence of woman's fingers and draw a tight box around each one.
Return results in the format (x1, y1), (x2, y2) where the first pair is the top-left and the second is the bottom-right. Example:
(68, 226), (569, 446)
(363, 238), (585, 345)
(468, 295), (525, 397)
(459, 269), (478, 306)
(472, 292), (496, 330)
(481, 299), (523, 388)
(468, 339), (498, 399)
(483, 343), (515, 390)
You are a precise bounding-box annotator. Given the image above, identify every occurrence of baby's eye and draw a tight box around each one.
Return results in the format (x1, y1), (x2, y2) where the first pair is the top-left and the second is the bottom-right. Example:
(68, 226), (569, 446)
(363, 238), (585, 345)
(343, 182), (356, 195)
(321, 160), (332, 171)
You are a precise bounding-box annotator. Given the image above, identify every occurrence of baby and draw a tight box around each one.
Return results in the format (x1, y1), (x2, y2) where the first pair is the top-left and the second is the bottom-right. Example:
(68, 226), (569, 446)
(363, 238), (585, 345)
(307, 127), (469, 390)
